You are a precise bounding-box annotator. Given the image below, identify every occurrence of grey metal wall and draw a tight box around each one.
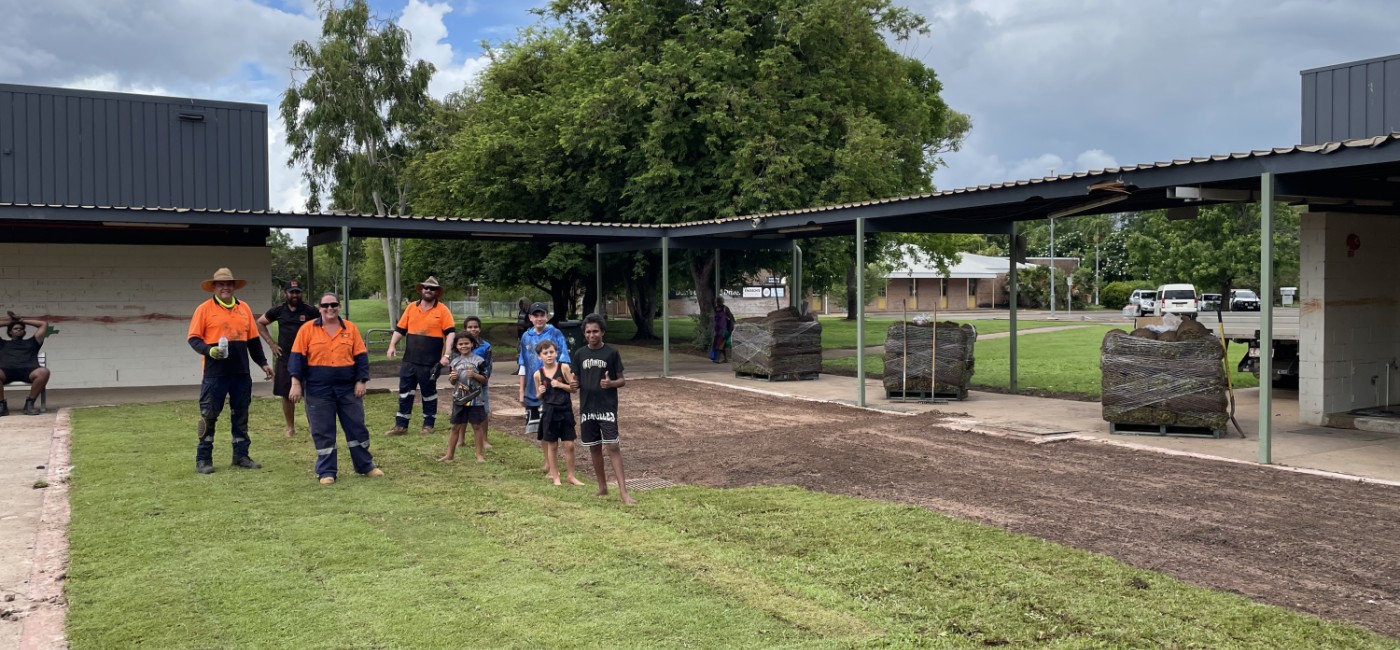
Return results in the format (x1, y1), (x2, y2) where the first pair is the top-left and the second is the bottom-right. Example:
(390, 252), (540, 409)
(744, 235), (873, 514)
(0, 84), (268, 210)
(1301, 54), (1400, 145)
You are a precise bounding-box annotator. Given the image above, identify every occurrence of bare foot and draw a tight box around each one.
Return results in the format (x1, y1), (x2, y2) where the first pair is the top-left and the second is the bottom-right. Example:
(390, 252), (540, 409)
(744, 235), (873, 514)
(620, 493), (637, 506)
(476, 455), (485, 463)
(284, 427), (295, 438)
(437, 455), (455, 462)
(567, 475), (585, 486)
(552, 476), (562, 486)
(594, 488), (608, 497)
(484, 442), (494, 450)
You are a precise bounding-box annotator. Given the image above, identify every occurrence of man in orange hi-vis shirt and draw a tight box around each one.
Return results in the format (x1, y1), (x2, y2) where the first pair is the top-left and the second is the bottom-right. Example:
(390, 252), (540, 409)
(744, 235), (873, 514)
(187, 268), (273, 475)
(385, 276), (455, 436)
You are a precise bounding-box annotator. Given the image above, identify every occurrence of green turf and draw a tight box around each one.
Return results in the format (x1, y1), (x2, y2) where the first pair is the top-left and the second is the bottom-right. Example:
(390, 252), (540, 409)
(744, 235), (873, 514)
(64, 396), (1392, 649)
(824, 326), (1262, 398)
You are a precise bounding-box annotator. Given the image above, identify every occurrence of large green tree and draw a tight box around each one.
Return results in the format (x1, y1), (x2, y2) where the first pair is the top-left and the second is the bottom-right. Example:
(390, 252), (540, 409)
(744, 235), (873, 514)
(1124, 203), (1299, 298)
(415, 0), (968, 338)
(282, 0), (434, 324)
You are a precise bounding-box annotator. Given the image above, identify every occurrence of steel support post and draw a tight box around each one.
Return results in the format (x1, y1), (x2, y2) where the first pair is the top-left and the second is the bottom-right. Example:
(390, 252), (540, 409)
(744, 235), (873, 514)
(1260, 173), (1274, 464)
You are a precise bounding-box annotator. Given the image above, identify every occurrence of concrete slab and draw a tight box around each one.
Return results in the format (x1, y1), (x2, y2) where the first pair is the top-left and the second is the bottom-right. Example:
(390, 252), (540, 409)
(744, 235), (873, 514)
(0, 411), (58, 649)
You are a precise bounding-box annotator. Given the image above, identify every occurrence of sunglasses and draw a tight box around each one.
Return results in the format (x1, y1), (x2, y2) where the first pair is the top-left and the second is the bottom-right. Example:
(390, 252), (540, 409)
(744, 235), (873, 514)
(319, 302), (340, 309)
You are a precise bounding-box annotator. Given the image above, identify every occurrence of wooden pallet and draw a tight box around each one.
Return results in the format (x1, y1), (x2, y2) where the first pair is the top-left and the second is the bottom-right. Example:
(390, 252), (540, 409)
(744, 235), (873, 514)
(1109, 422), (1224, 439)
(885, 389), (963, 401)
(735, 370), (820, 382)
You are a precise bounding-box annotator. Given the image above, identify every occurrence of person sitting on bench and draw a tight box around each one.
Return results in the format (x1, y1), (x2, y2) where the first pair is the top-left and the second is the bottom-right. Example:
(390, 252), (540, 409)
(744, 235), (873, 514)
(0, 311), (50, 416)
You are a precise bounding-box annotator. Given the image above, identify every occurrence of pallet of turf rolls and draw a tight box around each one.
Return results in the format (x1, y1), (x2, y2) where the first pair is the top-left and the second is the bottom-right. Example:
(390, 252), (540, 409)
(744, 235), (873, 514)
(1100, 316), (1228, 437)
(731, 307), (822, 381)
(883, 321), (977, 400)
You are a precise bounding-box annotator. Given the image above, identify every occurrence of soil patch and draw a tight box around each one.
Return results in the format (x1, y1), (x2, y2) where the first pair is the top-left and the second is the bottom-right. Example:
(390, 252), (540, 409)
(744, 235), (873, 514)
(513, 378), (1400, 638)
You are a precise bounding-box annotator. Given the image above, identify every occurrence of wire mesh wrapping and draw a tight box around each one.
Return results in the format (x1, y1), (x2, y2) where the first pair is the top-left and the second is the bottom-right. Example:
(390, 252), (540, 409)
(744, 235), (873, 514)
(882, 322), (978, 399)
(1100, 329), (1228, 432)
(731, 308), (822, 379)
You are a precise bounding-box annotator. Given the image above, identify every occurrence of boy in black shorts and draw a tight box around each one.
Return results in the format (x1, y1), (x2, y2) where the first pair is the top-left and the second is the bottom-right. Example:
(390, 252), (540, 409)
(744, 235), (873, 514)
(441, 335), (488, 462)
(569, 314), (635, 505)
(533, 339), (583, 486)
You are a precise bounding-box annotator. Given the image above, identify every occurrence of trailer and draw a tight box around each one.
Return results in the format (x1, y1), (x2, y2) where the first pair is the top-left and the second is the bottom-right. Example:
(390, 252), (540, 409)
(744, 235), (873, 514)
(1216, 308), (1301, 387)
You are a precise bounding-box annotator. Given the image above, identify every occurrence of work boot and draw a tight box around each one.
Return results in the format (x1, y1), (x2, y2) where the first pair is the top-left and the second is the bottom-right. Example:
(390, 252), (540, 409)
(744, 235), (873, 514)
(363, 468), (385, 478)
(319, 476), (336, 485)
(23, 398), (39, 415)
(195, 461), (214, 475)
(231, 457), (262, 470)
(384, 426), (408, 436)
(0, 400), (8, 417)
(420, 425), (435, 435)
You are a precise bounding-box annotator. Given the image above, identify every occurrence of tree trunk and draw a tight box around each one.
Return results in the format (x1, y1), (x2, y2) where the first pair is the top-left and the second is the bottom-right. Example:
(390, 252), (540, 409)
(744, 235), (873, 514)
(381, 237), (400, 326)
(625, 261), (658, 341)
(689, 252), (717, 349)
(581, 279), (598, 320)
(547, 273), (576, 325)
(844, 264), (858, 320)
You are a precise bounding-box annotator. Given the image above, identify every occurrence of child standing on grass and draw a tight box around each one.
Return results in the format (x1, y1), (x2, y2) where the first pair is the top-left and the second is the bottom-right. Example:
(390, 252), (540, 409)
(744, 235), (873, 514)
(462, 316), (493, 451)
(533, 339), (583, 486)
(440, 335), (487, 462)
(569, 314), (635, 505)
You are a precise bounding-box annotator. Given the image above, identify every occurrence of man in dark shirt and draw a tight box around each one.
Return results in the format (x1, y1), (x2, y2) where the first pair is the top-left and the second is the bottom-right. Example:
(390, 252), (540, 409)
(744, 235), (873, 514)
(0, 312), (50, 416)
(257, 280), (312, 437)
(188, 268), (273, 475)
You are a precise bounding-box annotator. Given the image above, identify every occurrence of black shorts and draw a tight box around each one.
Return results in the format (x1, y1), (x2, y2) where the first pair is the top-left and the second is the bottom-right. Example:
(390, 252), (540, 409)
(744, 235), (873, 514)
(538, 405), (576, 443)
(451, 404), (486, 425)
(1, 367), (39, 384)
(272, 356), (292, 398)
(580, 419), (619, 446)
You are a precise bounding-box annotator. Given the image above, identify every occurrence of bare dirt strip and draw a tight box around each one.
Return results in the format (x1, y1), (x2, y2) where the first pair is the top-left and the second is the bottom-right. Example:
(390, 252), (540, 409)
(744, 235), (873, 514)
(532, 378), (1400, 639)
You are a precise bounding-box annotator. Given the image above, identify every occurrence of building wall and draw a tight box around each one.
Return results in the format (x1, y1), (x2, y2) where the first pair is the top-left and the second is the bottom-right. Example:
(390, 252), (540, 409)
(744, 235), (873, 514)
(1300, 55), (1400, 146)
(0, 84), (270, 210)
(0, 243), (271, 389)
(1297, 211), (1400, 424)
(865, 278), (984, 312)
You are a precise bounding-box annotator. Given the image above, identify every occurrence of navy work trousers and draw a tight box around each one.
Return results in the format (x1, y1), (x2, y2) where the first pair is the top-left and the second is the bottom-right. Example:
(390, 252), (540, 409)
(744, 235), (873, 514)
(305, 383), (375, 479)
(395, 362), (438, 428)
(196, 374), (252, 463)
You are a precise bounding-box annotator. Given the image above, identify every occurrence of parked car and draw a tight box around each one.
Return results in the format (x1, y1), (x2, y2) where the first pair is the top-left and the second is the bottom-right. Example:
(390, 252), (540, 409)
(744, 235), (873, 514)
(1200, 293), (1222, 312)
(1128, 289), (1156, 316)
(1154, 283), (1199, 319)
(1229, 289), (1260, 311)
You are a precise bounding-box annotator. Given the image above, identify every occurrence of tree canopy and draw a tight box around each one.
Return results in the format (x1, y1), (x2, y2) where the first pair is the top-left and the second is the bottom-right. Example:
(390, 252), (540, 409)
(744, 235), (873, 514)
(412, 0), (970, 336)
(282, 0), (434, 324)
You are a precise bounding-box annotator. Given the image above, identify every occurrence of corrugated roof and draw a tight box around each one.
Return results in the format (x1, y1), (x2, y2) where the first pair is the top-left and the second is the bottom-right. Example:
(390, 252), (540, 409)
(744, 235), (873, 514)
(0, 203), (666, 230)
(692, 132), (1400, 226)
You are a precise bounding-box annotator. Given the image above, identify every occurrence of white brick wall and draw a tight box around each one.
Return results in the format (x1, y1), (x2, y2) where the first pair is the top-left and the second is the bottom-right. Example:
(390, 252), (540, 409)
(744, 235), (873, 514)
(1297, 212), (1400, 424)
(0, 243), (272, 389)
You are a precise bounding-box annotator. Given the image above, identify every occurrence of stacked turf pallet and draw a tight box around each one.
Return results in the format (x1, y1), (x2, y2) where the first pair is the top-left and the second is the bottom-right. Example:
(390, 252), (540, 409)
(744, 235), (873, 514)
(883, 321), (977, 400)
(1100, 319), (1228, 434)
(731, 307), (823, 380)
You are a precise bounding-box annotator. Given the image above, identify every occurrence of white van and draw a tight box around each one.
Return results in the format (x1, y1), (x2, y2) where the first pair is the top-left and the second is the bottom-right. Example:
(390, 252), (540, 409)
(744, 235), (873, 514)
(1154, 283), (1199, 319)
(1128, 289), (1156, 316)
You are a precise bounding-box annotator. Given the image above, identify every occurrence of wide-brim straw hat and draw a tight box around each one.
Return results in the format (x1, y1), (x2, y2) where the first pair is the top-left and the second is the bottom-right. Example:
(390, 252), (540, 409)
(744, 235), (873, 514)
(201, 268), (248, 292)
(417, 276), (442, 290)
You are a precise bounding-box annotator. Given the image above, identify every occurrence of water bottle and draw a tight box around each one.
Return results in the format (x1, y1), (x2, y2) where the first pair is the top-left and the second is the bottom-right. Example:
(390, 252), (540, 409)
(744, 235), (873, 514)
(218, 336), (229, 359)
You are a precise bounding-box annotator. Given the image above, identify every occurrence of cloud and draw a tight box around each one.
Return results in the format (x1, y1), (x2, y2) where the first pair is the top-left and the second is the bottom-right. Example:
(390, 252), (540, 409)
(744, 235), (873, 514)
(0, 0), (318, 95)
(397, 0), (491, 98)
(906, 0), (1397, 188)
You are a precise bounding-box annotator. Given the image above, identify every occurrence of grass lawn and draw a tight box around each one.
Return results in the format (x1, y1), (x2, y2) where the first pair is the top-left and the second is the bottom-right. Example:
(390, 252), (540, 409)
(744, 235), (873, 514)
(64, 396), (1390, 648)
(824, 326), (1262, 399)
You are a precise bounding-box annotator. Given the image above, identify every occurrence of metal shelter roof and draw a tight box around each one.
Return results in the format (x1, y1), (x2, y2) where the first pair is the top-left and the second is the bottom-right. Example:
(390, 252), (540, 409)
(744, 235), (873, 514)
(4, 133), (1400, 245)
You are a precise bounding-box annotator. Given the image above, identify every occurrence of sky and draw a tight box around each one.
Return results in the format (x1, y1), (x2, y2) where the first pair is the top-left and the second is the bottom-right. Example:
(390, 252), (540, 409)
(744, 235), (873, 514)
(2, 0), (1397, 213)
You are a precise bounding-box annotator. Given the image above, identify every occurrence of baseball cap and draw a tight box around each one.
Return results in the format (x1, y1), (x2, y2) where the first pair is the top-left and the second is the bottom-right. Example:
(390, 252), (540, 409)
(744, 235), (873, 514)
(285, 280), (303, 292)
(529, 302), (549, 315)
